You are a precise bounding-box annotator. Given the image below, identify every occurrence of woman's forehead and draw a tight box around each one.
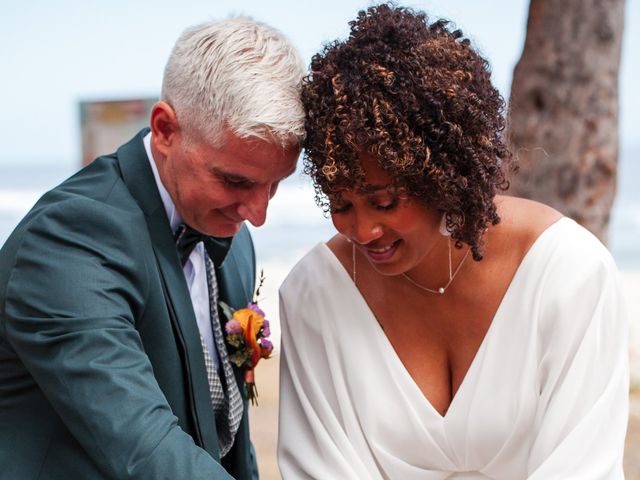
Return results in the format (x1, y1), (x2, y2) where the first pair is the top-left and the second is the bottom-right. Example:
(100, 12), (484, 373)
(358, 152), (393, 183)
(327, 182), (395, 198)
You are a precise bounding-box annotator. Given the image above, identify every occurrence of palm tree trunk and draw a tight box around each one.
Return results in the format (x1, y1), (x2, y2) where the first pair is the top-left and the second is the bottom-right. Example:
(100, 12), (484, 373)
(507, 0), (625, 244)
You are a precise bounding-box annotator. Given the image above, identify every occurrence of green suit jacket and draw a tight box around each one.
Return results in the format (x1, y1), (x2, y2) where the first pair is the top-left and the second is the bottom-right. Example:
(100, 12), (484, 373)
(0, 130), (259, 479)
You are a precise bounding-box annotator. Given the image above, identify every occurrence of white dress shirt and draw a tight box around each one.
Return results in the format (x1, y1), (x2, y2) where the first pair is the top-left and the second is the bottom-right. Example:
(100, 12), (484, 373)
(143, 132), (218, 368)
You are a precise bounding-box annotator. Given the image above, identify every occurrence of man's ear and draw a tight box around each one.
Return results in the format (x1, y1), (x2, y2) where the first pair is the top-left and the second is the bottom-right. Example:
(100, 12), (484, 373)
(150, 101), (179, 156)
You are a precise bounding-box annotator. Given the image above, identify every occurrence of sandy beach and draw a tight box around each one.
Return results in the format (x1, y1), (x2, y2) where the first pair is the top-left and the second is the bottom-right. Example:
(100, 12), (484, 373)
(248, 271), (640, 479)
(624, 271), (640, 389)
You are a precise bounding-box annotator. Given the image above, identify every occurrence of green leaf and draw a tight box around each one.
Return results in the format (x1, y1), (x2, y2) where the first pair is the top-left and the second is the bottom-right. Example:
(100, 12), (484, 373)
(230, 351), (250, 368)
(227, 334), (242, 348)
(218, 301), (235, 320)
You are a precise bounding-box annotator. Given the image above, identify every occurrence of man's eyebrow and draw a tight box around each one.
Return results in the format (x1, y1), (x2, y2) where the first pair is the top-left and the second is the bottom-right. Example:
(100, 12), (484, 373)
(211, 165), (298, 183)
(211, 167), (254, 183)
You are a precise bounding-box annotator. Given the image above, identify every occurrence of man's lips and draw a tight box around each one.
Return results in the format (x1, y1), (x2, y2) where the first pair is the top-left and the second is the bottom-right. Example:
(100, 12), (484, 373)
(217, 209), (243, 224)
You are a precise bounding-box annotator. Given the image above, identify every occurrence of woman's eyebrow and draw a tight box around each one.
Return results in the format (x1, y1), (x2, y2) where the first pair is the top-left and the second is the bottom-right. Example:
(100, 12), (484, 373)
(361, 183), (391, 193)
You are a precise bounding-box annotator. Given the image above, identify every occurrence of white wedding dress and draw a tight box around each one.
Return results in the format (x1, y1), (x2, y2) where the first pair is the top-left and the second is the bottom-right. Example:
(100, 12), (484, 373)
(278, 218), (629, 479)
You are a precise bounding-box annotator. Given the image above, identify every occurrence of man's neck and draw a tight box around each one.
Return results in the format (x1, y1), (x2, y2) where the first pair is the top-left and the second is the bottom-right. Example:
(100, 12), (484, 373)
(143, 132), (183, 232)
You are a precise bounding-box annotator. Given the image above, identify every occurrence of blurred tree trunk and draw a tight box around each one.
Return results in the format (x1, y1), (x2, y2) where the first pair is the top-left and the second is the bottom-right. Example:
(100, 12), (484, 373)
(507, 0), (626, 244)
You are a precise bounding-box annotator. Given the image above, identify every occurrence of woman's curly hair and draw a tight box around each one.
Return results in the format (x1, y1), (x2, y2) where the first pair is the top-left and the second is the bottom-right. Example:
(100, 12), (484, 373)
(302, 3), (511, 260)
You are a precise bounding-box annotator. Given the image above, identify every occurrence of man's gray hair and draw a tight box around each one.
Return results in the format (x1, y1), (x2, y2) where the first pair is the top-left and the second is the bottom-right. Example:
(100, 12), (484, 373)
(161, 17), (305, 147)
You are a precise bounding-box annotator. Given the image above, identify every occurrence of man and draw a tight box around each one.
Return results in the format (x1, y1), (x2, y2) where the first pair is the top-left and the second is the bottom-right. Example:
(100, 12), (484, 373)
(0, 17), (304, 479)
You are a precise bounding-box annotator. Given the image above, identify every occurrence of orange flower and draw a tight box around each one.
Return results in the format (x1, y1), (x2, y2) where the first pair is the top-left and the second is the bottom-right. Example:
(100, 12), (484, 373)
(233, 307), (264, 367)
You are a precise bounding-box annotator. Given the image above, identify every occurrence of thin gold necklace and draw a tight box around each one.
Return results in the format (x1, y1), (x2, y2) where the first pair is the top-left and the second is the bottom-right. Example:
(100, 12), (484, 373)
(351, 237), (470, 295)
(402, 238), (470, 295)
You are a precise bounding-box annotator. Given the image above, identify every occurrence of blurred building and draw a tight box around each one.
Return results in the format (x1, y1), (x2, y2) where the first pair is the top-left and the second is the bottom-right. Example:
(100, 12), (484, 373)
(80, 98), (156, 166)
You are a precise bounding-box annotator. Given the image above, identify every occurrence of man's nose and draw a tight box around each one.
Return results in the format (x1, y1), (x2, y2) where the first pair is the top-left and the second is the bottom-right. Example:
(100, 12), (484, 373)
(237, 186), (271, 227)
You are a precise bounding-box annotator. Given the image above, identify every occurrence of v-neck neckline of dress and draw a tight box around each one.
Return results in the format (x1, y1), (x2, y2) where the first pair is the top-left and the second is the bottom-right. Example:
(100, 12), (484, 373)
(317, 217), (567, 421)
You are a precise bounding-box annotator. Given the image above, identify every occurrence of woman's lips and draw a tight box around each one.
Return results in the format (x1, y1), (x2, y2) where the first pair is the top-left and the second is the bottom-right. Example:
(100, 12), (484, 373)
(363, 239), (400, 262)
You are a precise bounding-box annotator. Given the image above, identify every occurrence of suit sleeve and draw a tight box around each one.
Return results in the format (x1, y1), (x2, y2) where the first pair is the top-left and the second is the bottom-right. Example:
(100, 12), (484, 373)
(4, 198), (234, 480)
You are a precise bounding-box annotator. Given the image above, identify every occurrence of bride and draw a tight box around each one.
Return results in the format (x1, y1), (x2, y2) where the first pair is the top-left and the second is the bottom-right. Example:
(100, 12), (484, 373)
(277, 4), (629, 479)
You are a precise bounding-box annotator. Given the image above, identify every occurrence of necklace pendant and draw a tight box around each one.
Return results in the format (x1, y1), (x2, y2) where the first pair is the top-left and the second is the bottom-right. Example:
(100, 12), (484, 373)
(438, 287), (445, 294)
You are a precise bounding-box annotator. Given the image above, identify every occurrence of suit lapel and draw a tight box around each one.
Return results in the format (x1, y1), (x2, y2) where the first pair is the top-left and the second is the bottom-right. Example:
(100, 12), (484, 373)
(216, 226), (256, 478)
(116, 130), (221, 458)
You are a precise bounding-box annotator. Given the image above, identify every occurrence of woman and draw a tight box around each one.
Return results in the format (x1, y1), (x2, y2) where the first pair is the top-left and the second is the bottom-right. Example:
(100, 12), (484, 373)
(278, 4), (629, 479)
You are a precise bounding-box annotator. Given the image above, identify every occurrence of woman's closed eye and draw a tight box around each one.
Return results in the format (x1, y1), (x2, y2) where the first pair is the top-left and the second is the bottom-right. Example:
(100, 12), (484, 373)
(330, 195), (399, 214)
(374, 196), (398, 210)
(369, 189), (399, 210)
(330, 201), (351, 214)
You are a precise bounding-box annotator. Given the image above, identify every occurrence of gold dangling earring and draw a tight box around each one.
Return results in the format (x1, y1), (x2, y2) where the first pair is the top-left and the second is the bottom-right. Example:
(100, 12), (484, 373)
(439, 213), (451, 237)
(352, 241), (356, 284)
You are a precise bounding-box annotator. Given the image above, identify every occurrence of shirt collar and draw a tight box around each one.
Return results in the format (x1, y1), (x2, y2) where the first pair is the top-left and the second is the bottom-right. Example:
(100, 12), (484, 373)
(144, 132), (183, 233)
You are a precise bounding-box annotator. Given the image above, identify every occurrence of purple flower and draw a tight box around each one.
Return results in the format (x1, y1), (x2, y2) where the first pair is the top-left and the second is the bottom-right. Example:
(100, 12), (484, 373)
(260, 338), (274, 358)
(261, 319), (270, 337)
(248, 303), (266, 317)
(225, 319), (242, 335)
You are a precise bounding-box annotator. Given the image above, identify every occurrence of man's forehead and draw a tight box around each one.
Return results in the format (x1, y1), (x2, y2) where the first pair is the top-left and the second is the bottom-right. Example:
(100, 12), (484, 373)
(219, 128), (300, 154)
(210, 157), (297, 182)
(201, 128), (299, 177)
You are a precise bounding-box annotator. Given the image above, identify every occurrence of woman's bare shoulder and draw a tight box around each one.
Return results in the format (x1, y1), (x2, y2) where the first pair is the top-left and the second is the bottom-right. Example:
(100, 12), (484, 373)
(497, 195), (562, 228)
(326, 234), (352, 268)
(492, 195), (564, 256)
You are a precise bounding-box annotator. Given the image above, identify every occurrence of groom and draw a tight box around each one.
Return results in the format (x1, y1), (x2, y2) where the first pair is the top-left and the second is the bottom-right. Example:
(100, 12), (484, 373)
(0, 17), (303, 480)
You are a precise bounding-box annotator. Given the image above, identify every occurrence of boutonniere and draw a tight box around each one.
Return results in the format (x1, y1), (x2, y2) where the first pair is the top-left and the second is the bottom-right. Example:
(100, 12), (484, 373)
(220, 271), (273, 405)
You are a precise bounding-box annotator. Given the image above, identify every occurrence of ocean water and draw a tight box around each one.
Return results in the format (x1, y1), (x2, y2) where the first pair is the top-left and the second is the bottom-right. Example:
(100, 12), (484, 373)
(1, 149), (638, 271)
(0, 164), (336, 268)
(1, 153), (638, 351)
(0, 164), (334, 343)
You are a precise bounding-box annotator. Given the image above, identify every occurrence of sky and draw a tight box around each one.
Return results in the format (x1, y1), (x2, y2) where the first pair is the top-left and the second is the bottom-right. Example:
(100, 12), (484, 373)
(0, 0), (638, 168)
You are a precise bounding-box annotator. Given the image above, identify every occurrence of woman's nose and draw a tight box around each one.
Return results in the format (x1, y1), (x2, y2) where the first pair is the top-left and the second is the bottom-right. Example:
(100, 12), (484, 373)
(350, 214), (384, 245)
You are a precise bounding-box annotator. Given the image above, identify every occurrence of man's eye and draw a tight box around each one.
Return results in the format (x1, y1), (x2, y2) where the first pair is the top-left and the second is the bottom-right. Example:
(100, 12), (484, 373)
(223, 176), (253, 189)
